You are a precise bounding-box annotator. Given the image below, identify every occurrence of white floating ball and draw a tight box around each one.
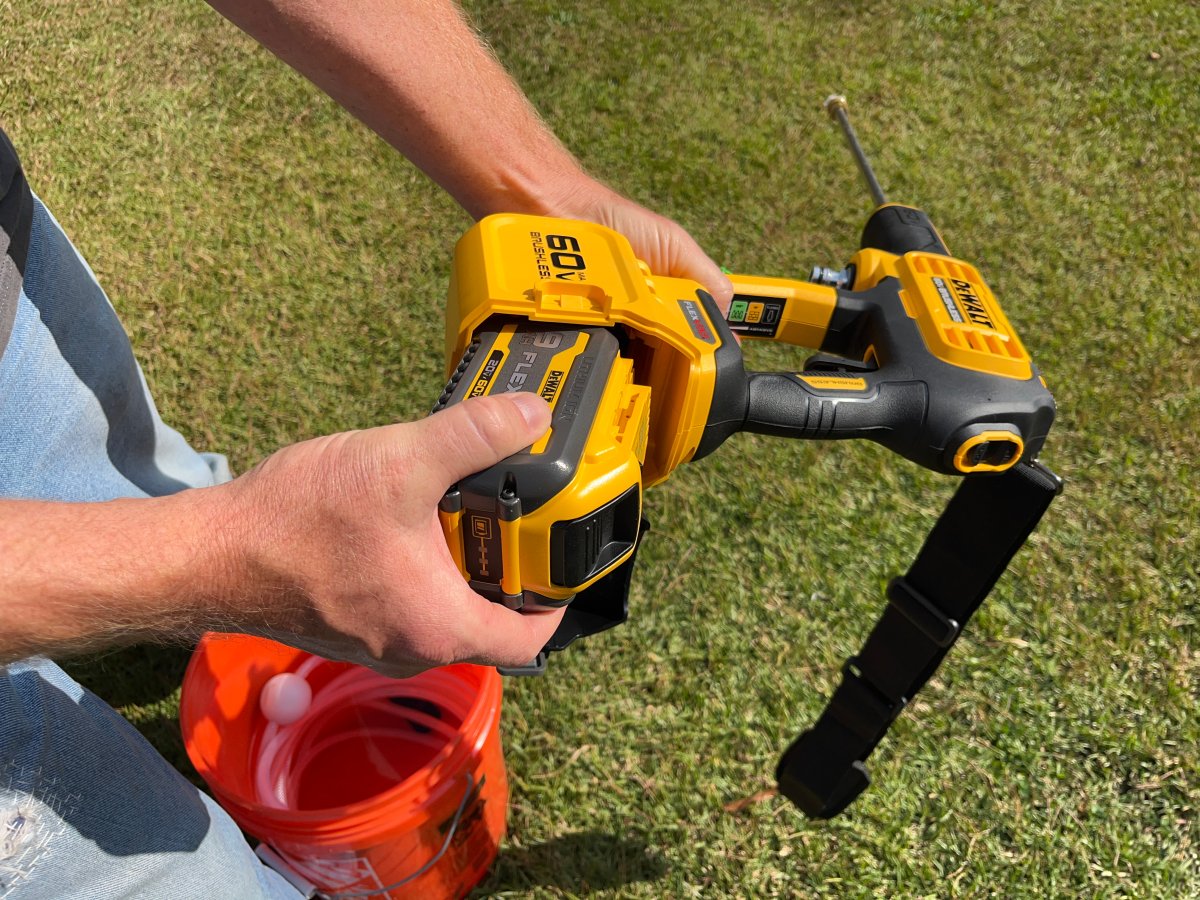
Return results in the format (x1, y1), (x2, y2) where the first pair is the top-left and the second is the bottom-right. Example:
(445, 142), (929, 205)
(260, 672), (312, 726)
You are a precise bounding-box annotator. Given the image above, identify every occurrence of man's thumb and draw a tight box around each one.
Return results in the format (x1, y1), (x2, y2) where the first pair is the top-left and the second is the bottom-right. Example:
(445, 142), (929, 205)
(676, 236), (734, 313)
(418, 393), (551, 488)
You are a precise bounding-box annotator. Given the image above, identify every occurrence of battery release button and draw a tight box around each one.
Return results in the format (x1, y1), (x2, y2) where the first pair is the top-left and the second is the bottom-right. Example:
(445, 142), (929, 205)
(550, 485), (641, 588)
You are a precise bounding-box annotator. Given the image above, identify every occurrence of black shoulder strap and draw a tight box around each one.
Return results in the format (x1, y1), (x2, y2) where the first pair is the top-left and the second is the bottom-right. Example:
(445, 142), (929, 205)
(777, 460), (1063, 818)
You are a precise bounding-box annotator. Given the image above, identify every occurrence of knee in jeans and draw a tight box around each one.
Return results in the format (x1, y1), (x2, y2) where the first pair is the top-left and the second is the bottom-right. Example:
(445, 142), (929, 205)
(0, 802), (44, 884)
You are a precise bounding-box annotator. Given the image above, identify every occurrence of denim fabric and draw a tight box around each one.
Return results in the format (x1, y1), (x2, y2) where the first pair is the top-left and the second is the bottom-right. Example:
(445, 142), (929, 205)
(0, 196), (299, 898)
(0, 659), (299, 899)
(0, 197), (230, 501)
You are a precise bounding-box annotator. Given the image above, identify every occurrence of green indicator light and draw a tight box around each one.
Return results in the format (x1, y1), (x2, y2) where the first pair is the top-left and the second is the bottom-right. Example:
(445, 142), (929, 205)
(729, 300), (748, 322)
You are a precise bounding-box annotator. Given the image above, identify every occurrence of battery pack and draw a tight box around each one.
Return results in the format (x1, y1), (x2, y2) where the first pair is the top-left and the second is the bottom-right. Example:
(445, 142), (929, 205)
(433, 320), (649, 610)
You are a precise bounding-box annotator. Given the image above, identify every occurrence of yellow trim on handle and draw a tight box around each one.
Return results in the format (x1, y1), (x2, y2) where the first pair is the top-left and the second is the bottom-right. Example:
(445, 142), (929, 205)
(799, 375), (868, 391)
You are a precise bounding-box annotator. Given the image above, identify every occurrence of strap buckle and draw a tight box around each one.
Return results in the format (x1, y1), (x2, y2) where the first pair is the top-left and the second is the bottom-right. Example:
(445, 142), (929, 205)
(776, 729), (871, 819)
(776, 658), (905, 818)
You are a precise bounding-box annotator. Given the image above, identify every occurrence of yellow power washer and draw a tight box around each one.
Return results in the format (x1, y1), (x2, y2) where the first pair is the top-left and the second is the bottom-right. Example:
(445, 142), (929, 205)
(431, 97), (1062, 817)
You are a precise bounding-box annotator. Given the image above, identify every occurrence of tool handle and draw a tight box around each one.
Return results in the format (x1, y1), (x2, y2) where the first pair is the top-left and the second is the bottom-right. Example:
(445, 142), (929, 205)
(742, 370), (927, 448)
(860, 203), (949, 257)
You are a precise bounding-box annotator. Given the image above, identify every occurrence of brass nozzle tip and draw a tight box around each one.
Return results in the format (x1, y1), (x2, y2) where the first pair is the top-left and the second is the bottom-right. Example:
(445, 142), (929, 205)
(823, 94), (848, 118)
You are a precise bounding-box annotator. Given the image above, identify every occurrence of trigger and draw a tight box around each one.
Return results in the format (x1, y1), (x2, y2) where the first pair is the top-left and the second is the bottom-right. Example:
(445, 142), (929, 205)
(803, 352), (879, 374)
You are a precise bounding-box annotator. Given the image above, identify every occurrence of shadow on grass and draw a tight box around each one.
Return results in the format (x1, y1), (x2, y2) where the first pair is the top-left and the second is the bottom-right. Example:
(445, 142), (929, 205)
(59, 641), (201, 782)
(472, 831), (668, 896)
(60, 641), (193, 707)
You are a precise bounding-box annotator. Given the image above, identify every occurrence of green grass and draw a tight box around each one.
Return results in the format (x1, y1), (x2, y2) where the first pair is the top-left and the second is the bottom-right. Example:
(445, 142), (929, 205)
(3, 0), (1198, 895)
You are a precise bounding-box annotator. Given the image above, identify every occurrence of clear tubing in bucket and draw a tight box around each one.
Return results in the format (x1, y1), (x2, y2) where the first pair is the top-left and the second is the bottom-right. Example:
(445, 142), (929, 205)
(253, 661), (470, 811)
(180, 635), (508, 900)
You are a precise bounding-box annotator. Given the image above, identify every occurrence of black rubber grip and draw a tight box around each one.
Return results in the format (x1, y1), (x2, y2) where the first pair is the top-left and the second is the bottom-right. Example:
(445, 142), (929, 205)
(742, 372), (927, 444)
(860, 204), (949, 256)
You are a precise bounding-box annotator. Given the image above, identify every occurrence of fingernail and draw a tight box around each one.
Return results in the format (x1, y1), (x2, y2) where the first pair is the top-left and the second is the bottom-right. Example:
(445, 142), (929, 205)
(510, 392), (550, 429)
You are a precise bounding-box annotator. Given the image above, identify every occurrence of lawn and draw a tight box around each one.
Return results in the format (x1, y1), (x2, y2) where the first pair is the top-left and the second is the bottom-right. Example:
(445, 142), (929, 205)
(2, 0), (1197, 896)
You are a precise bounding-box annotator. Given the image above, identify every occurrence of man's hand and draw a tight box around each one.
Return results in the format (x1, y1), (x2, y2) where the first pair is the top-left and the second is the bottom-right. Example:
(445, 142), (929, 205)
(221, 393), (562, 678)
(0, 394), (561, 675)
(544, 179), (735, 312)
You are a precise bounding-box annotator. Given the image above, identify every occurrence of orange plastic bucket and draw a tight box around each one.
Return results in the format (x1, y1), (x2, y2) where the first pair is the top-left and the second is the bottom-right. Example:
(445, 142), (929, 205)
(180, 634), (507, 899)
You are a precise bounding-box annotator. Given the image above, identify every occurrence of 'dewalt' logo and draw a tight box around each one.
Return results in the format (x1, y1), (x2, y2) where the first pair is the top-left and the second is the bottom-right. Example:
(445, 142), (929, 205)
(540, 370), (565, 403)
(530, 232), (588, 281)
(948, 278), (995, 329)
(930, 276), (995, 330)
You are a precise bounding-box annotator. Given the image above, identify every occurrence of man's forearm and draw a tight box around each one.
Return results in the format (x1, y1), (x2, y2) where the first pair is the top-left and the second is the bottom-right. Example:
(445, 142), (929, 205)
(0, 396), (565, 676)
(206, 0), (587, 219)
(0, 492), (238, 663)
(204, 0), (736, 306)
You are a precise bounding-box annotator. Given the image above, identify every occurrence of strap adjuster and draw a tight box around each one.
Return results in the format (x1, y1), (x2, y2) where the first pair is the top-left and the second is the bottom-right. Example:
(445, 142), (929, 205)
(833, 657), (906, 742)
(775, 658), (905, 817)
(886, 577), (959, 647)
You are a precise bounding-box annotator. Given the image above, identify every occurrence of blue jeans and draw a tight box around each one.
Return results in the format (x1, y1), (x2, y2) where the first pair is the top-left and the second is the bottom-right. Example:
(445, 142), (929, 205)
(0, 197), (299, 898)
